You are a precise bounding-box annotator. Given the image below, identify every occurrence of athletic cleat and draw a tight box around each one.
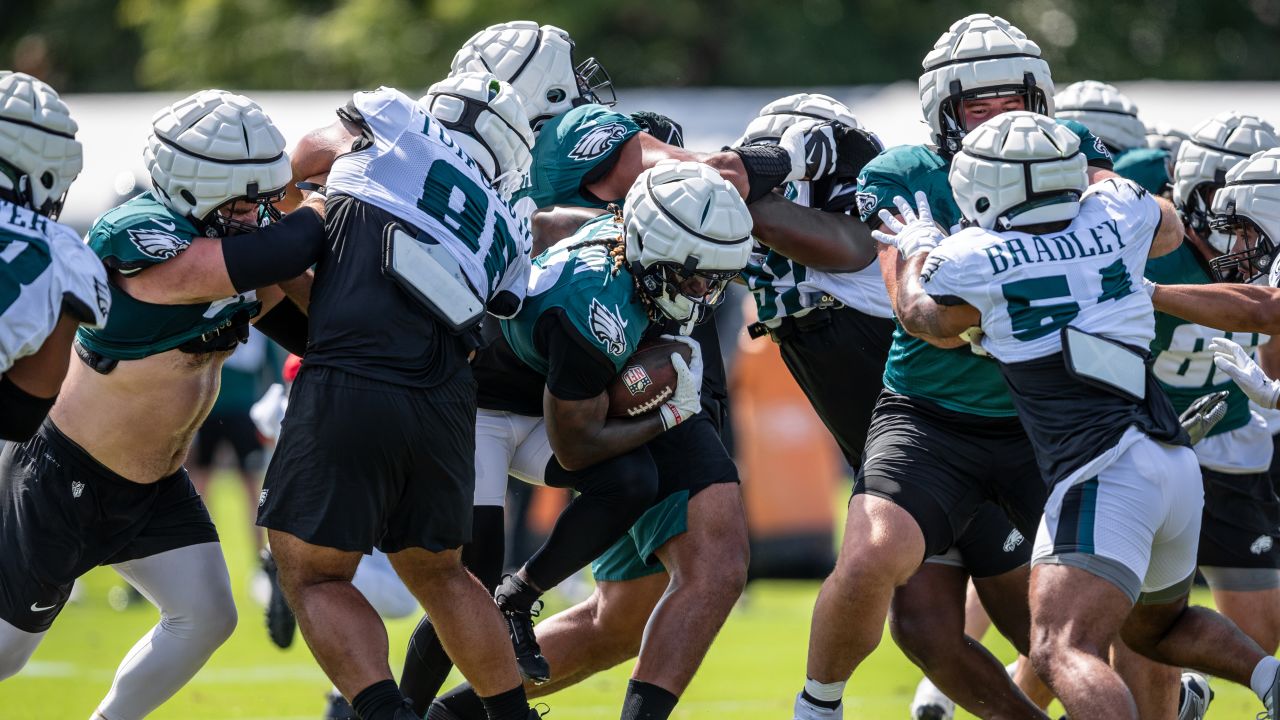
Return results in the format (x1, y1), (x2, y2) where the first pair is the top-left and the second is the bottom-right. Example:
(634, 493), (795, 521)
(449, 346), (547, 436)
(1177, 671), (1212, 720)
(323, 690), (357, 720)
(910, 677), (955, 720)
(262, 548), (297, 649)
(792, 692), (842, 719)
(494, 575), (551, 684)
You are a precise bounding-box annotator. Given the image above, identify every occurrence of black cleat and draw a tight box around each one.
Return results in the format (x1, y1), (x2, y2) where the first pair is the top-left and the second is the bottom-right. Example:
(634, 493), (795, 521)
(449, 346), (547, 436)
(494, 576), (550, 685)
(262, 548), (297, 649)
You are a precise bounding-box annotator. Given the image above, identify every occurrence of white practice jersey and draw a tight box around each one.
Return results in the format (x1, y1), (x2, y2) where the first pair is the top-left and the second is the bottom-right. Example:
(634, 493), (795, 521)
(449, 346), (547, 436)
(326, 87), (531, 316)
(923, 178), (1162, 363)
(0, 199), (108, 373)
(743, 180), (892, 324)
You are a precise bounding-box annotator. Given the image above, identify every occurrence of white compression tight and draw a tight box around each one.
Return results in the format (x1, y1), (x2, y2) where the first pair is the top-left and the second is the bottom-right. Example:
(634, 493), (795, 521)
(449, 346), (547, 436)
(95, 542), (237, 720)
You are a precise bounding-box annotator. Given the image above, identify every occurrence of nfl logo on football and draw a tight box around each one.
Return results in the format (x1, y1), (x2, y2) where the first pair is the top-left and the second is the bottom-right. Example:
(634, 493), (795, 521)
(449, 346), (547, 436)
(622, 366), (653, 396)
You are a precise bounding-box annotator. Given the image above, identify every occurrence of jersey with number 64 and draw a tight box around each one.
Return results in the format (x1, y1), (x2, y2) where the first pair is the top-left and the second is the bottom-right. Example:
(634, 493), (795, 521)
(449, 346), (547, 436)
(325, 86), (531, 316)
(921, 178), (1186, 486)
(0, 199), (108, 373)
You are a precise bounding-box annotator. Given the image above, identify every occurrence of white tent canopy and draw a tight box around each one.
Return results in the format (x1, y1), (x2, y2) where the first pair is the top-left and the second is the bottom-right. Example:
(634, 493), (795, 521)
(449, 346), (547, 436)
(59, 81), (1280, 230)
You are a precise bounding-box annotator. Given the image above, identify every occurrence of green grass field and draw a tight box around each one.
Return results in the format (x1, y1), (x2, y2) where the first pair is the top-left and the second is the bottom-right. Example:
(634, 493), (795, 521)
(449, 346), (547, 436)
(1, 473), (1264, 719)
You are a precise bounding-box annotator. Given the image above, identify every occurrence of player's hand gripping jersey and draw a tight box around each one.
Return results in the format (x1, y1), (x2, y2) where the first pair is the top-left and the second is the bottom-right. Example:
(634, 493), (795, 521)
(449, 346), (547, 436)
(501, 214), (649, 379)
(78, 192), (258, 360)
(0, 198), (107, 372)
(325, 87), (532, 317)
(857, 121), (1112, 416)
(921, 178), (1187, 486)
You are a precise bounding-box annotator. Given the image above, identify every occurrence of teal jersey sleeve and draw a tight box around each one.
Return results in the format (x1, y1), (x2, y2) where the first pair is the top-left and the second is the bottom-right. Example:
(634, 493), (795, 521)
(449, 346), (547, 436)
(855, 145), (961, 230)
(86, 191), (199, 274)
(1114, 147), (1172, 195)
(1056, 119), (1115, 167)
(517, 104), (641, 211)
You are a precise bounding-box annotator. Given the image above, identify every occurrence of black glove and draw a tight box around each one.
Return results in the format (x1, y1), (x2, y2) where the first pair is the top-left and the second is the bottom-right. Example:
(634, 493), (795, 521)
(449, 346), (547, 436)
(631, 110), (685, 148)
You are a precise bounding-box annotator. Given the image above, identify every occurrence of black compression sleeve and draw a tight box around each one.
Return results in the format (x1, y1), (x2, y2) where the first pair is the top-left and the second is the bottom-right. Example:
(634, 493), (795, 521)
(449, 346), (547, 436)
(253, 298), (309, 356)
(731, 144), (793, 203)
(221, 207), (326, 293)
(536, 312), (617, 400)
(0, 374), (54, 442)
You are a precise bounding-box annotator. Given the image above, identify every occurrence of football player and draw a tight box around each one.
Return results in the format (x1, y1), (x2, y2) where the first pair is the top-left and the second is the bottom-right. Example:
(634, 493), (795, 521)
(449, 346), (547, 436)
(1056, 80), (1172, 195)
(793, 14), (1126, 720)
(0, 89), (327, 719)
(733, 92), (1050, 720)
(427, 162), (752, 720)
(888, 110), (1280, 720)
(1147, 112), (1280, 658)
(257, 74), (541, 720)
(0, 72), (107, 441)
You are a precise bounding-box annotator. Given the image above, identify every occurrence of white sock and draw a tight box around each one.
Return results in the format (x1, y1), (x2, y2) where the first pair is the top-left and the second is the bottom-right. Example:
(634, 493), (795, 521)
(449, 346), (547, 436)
(1252, 656), (1280, 701)
(804, 677), (846, 705)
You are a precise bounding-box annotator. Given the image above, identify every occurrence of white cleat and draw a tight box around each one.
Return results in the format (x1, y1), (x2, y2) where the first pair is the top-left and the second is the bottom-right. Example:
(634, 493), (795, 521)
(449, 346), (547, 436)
(1177, 671), (1213, 720)
(910, 677), (956, 720)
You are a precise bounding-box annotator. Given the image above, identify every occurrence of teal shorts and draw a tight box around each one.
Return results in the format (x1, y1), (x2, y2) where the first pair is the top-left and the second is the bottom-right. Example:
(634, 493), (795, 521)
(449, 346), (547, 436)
(590, 490), (689, 582)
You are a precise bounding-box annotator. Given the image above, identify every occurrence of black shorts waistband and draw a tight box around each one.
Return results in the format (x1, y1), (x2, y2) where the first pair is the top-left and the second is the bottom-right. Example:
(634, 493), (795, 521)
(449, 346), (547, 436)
(33, 420), (186, 489)
(875, 390), (1027, 437)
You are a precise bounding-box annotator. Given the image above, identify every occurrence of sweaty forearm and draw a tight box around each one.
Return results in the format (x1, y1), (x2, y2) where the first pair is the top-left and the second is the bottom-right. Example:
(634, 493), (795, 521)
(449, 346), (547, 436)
(895, 252), (976, 345)
(749, 193), (877, 272)
(1152, 283), (1280, 334)
(548, 412), (666, 472)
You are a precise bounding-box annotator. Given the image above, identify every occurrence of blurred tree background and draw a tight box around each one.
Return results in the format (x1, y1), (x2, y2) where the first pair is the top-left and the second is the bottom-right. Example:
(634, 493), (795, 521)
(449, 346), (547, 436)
(4, 0), (1279, 92)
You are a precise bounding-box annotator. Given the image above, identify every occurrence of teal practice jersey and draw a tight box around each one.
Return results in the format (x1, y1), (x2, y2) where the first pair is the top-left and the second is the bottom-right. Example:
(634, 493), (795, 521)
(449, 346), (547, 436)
(502, 215), (650, 376)
(78, 192), (261, 360)
(515, 104), (640, 211)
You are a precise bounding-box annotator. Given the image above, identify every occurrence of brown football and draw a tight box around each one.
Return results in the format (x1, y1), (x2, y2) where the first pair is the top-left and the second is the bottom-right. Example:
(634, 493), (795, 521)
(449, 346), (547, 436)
(606, 338), (694, 418)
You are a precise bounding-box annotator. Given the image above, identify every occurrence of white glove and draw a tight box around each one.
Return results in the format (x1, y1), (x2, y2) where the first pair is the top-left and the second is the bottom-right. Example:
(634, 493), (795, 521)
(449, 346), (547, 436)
(778, 119), (838, 183)
(1210, 337), (1280, 409)
(1142, 278), (1157, 298)
(959, 325), (990, 357)
(871, 191), (946, 258)
(250, 383), (288, 442)
(657, 334), (704, 431)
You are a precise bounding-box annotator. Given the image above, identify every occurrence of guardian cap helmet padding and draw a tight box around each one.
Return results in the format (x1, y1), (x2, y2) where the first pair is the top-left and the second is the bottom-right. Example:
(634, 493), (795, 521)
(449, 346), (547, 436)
(949, 111), (1088, 231)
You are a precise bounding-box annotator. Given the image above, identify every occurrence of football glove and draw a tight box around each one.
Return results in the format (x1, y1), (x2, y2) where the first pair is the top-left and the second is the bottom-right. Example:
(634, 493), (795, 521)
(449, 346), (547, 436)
(657, 334), (703, 431)
(631, 110), (685, 148)
(1179, 390), (1230, 445)
(833, 126), (884, 183)
(871, 191), (946, 258)
(1210, 337), (1280, 409)
(779, 119), (839, 183)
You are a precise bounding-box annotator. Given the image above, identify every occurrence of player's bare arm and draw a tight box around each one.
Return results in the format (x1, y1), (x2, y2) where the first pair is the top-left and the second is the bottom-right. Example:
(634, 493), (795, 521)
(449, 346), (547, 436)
(1152, 282), (1280, 334)
(118, 194), (326, 306)
(542, 388), (666, 471)
(3, 314), (79, 401)
(279, 117), (364, 210)
(895, 251), (981, 341)
(748, 192), (878, 272)
(531, 206), (608, 255)
(586, 131), (750, 201)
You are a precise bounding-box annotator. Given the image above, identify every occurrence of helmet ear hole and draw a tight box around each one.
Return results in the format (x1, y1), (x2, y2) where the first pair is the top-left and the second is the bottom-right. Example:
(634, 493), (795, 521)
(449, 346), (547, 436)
(180, 189), (197, 207)
(546, 89), (566, 104)
(976, 197), (990, 212)
(40, 171), (54, 189)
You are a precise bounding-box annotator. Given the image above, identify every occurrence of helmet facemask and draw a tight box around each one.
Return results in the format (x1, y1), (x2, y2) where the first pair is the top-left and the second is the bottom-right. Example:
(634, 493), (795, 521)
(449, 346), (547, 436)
(573, 56), (616, 109)
(208, 183), (286, 237)
(936, 73), (1049, 157)
(0, 157), (70, 220)
(632, 255), (739, 327)
(1208, 207), (1277, 284)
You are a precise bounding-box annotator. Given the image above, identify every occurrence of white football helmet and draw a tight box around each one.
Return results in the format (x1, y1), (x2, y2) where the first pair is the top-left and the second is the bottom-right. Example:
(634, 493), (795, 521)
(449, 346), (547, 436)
(1054, 81), (1146, 153)
(1207, 147), (1280, 285)
(735, 93), (862, 145)
(1174, 111), (1279, 252)
(145, 90), (290, 236)
(0, 72), (81, 219)
(422, 72), (534, 198)
(450, 21), (614, 131)
(623, 160), (753, 329)
(919, 13), (1055, 156)
(949, 111), (1087, 231)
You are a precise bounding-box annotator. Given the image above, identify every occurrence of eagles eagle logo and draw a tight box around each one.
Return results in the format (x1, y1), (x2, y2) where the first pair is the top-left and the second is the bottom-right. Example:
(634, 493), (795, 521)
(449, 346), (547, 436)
(569, 122), (629, 162)
(589, 297), (629, 356)
(855, 191), (878, 220)
(127, 227), (188, 260)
